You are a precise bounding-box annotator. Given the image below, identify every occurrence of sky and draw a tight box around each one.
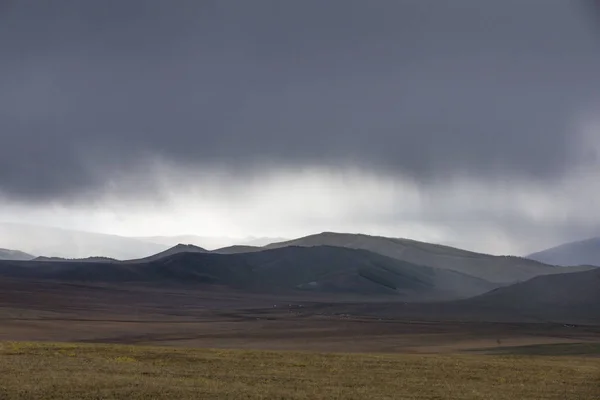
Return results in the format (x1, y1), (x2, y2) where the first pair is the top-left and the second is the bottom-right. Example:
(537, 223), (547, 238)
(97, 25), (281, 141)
(1, 0), (600, 255)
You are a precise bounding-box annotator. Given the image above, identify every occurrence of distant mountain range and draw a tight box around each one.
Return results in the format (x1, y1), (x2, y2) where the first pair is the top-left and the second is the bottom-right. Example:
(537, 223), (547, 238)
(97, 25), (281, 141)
(0, 245), (495, 301)
(2, 230), (600, 324)
(0, 222), (286, 259)
(1, 231), (596, 304)
(213, 245), (261, 254)
(2, 221), (598, 274)
(527, 237), (600, 267)
(135, 235), (288, 250)
(5, 221), (599, 273)
(311, 265), (600, 325)
(0, 223), (169, 260)
(0, 248), (34, 261)
(80, 231), (596, 285)
(32, 256), (117, 263)
(261, 232), (593, 284)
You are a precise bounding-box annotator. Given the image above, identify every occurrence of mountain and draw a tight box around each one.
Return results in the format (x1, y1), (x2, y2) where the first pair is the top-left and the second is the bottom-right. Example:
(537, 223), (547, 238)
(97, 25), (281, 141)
(0, 248), (34, 261)
(31, 244), (206, 263)
(212, 245), (262, 254)
(244, 237), (289, 246)
(0, 246), (496, 301)
(0, 223), (169, 260)
(299, 267), (600, 325)
(32, 256), (118, 263)
(135, 235), (288, 250)
(457, 267), (600, 324)
(128, 243), (207, 262)
(264, 232), (594, 284)
(527, 237), (600, 267)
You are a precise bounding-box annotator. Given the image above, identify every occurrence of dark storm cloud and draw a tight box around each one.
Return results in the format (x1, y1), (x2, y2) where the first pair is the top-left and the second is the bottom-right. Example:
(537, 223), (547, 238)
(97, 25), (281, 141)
(1, 0), (600, 200)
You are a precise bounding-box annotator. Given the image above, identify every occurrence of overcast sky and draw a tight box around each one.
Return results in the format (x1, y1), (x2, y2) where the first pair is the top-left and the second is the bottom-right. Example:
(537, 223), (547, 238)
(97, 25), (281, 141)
(1, 0), (600, 255)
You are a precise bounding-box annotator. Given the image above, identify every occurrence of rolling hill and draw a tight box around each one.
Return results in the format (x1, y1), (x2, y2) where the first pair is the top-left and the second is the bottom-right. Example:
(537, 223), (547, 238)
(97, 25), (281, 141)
(527, 237), (600, 267)
(0, 248), (34, 261)
(127, 243), (208, 263)
(301, 266), (600, 325)
(264, 232), (594, 284)
(135, 235), (287, 250)
(32, 256), (117, 263)
(455, 267), (600, 324)
(0, 246), (496, 301)
(29, 244), (207, 263)
(212, 245), (262, 254)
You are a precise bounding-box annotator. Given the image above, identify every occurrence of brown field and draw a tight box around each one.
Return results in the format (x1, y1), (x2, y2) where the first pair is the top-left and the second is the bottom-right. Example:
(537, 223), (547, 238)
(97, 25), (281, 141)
(1, 280), (600, 354)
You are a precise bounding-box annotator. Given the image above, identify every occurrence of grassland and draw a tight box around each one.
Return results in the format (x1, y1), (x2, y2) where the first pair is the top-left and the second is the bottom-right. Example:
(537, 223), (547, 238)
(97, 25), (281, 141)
(479, 342), (600, 357)
(1, 341), (599, 399)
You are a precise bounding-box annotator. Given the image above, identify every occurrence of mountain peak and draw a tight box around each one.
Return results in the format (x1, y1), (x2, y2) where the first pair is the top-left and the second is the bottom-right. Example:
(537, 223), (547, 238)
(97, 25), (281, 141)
(173, 243), (206, 251)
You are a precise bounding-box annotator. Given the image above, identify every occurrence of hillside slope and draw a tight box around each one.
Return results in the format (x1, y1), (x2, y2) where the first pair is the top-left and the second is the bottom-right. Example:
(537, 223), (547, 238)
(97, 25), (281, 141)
(0, 248), (34, 261)
(128, 244), (208, 263)
(0, 246), (496, 301)
(300, 267), (600, 325)
(457, 267), (600, 324)
(265, 232), (594, 284)
(527, 237), (600, 267)
(212, 245), (262, 254)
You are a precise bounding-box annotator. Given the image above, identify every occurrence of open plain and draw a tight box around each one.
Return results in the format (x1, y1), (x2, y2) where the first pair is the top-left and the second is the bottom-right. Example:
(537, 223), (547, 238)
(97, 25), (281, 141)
(2, 279), (600, 355)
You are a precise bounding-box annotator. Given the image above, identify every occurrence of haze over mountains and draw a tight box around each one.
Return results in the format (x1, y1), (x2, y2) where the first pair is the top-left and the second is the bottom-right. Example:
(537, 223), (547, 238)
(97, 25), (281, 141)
(527, 237), (600, 267)
(467, 266), (600, 322)
(0, 226), (599, 324)
(0, 223), (168, 260)
(1, 228), (596, 304)
(1, 223), (597, 278)
(315, 265), (600, 325)
(137, 235), (288, 250)
(0, 222), (285, 260)
(1, 223), (593, 274)
(2, 0), (600, 262)
(0, 248), (34, 261)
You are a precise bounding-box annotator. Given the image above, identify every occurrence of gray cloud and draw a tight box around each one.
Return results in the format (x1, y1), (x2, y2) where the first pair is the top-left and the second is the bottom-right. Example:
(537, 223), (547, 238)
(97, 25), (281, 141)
(1, 0), (600, 200)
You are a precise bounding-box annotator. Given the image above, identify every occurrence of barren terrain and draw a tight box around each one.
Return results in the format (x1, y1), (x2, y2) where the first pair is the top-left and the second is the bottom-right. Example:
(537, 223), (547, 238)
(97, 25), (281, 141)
(2, 279), (599, 355)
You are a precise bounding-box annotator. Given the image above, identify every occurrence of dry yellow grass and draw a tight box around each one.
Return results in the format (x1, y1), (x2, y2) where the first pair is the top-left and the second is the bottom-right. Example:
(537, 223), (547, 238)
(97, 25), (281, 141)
(0, 341), (599, 399)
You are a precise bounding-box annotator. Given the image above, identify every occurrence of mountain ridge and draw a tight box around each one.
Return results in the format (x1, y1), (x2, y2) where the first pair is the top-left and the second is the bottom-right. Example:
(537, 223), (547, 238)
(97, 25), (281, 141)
(263, 232), (594, 283)
(527, 237), (600, 267)
(135, 235), (288, 250)
(0, 245), (496, 301)
(451, 266), (600, 324)
(0, 248), (35, 261)
(126, 243), (208, 263)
